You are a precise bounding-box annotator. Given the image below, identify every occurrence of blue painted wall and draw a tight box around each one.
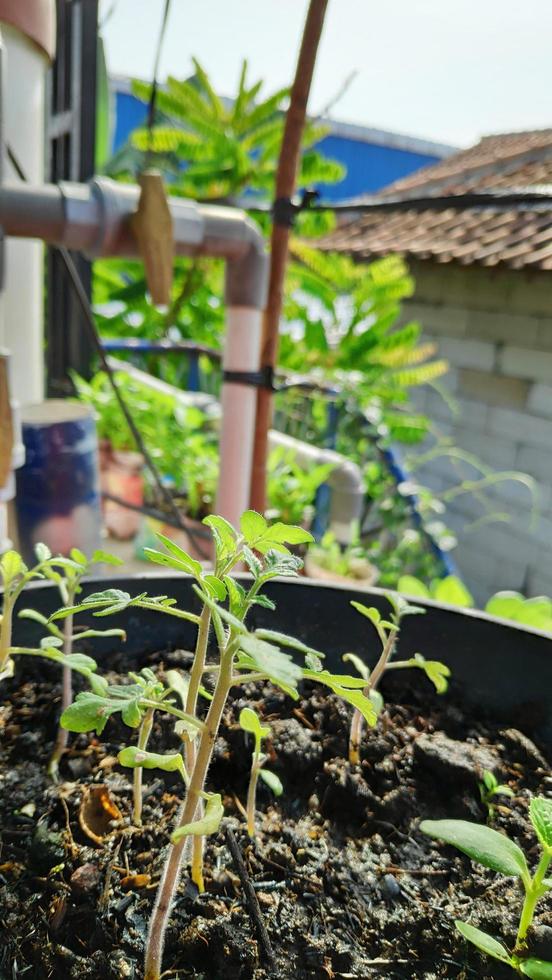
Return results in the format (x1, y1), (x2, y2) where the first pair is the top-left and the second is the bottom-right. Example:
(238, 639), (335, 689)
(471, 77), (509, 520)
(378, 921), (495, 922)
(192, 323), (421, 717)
(111, 88), (443, 200)
(317, 134), (438, 200)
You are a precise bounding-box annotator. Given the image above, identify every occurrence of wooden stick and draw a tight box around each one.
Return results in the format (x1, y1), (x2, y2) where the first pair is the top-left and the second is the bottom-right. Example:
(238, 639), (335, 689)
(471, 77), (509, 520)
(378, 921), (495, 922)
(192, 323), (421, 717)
(225, 826), (276, 971)
(249, 0), (329, 513)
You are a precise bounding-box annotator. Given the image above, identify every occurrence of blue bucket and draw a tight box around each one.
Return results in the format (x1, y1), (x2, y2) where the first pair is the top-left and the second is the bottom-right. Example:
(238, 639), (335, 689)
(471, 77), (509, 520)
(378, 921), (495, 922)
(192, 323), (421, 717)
(16, 400), (102, 564)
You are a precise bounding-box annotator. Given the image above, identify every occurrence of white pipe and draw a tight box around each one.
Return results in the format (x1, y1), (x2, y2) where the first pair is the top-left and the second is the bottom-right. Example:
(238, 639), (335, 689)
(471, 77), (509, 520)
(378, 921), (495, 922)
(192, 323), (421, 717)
(267, 429), (364, 544)
(0, 24), (48, 404)
(216, 306), (262, 527)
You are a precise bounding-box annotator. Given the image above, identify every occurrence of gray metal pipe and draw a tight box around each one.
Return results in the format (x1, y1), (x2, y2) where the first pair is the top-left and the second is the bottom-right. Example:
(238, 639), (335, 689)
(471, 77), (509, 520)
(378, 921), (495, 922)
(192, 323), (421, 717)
(0, 177), (267, 308)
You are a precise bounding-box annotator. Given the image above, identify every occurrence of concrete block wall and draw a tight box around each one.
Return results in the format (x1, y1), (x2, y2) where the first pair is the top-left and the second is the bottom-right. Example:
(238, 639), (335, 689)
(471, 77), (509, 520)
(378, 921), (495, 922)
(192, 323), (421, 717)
(403, 259), (552, 605)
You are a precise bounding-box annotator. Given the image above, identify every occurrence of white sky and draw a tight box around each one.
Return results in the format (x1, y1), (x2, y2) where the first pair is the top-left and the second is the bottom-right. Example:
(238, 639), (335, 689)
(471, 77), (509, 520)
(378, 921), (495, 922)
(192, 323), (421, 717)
(101, 0), (552, 149)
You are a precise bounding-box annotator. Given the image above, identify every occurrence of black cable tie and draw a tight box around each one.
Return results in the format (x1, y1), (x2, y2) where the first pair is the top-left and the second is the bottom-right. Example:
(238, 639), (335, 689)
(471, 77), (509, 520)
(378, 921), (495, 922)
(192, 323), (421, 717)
(222, 367), (276, 391)
(272, 187), (320, 228)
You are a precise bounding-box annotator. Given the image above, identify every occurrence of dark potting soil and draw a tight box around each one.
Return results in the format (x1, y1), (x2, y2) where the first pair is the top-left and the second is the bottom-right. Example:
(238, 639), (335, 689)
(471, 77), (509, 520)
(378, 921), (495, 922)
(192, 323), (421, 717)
(0, 647), (551, 980)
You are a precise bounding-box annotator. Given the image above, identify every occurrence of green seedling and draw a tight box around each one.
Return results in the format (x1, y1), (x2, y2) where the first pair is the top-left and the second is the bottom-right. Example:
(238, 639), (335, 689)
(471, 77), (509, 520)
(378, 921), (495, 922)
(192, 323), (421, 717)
(347, 593), (450, 764)
(479, 769), (514, 823)
(1, 545), (125, 782)
(57, 510), (378, 980)
(239, 706), (283, 838)
(421, 797), (552, 977)
(20, 546), (123, 779)
(0, 544), (55, 681)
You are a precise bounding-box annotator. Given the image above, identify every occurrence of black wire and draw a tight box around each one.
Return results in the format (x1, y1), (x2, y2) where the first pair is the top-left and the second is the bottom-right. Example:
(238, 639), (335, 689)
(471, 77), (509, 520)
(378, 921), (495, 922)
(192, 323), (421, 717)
(239, 187), (552, 216)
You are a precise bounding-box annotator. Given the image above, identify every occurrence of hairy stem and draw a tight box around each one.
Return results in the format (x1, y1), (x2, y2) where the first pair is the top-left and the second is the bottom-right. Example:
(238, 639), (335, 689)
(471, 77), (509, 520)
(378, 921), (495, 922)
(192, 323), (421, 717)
(133, 708), (154, 826)
(0, 593), (13, 671)
(516, 852), (552, 947)
(246, 751), (262, 838)
(349, 630), (396, 765)
(185, 606), (211, 892)
(144, 650), (233, 980)
(47, 607), (74, 780)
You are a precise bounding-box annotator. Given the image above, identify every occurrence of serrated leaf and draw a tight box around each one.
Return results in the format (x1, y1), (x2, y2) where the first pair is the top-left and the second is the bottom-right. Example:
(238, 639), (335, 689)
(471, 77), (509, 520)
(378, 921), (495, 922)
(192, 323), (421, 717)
(91, 549), (124, 567)
(60, 692), (119, 735)
(259, 768), (283, 796)
(35, 543), (52, 563)
(239, 706), (270, 741)
(420, 819), (530, 880)
(267, 523), (314, 546)
(1, 550), (25, 583)
(520, 960), (552, 979)
(166, 669), (190, 707)
(242, 546), (262, 576)
(351, 601), (381, 626)
(455, 921), (512, 964)
(239, 635), (302, 689)
(194, 586), (247, 633)
(153, 532), (203, 577)
(410, 653), (450, 694)
(70, 547), (87, 565)
(121, 699), (142, 728)
(203, 515), (237, 555)
(251, 594), (276, 611)
(342, 652), (370, 682)
(240, 510), (268, 543)
(171, 792), (223, 842)
(254, 629), (324, 660)
(118, 746), (186, 774)
(144, 547), (201, 577)
(302, 668), (378, 726)
(530, 798), (552, 852)
(204, 575), (227, 601)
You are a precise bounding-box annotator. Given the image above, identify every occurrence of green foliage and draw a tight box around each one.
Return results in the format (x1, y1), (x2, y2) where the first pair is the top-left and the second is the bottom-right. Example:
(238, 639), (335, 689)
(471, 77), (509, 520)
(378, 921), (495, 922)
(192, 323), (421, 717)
(479, 770), (514, 822)
(421, 800), (552, 974)
(267, 448), (334, 526)
(398, 575), (552, 634)
(307, 526), (376, 582)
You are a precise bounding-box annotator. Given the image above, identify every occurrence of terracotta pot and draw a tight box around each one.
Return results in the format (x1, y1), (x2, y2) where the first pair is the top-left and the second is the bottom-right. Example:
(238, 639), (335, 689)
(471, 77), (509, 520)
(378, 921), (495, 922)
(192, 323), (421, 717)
(104, 450), (144, 540)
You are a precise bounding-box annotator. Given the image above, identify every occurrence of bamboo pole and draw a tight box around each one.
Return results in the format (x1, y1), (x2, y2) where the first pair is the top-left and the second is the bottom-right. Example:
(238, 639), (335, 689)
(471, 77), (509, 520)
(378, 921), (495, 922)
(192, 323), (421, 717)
(249, 0), (329, 513)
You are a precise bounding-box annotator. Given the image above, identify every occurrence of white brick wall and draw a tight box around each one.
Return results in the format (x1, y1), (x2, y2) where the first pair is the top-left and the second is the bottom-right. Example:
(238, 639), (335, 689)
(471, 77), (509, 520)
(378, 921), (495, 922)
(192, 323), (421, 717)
(402, 262), (552, 602)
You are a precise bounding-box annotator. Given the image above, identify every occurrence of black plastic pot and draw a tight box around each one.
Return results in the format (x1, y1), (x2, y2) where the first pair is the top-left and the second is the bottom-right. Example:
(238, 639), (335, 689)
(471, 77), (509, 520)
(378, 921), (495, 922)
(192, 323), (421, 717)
(14, 574), (552, 745)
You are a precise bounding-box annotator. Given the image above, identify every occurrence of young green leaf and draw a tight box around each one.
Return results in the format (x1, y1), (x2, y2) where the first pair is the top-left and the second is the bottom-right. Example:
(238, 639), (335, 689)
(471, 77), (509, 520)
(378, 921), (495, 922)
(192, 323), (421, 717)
(455, 921), (512, 964)
(60, 692), (120, 735)
(91, 549), (124, 567)
(166, 669), (190, 707)
(302, 668), (378, 727)
(520, 959), (552, 979)
(240, 510), (268, 543)
(351, 601), (381, 626)
(420, 819), (530, 880)
(171, 792), (224, 842)
(254, 628), (324, 660)
(342, 652), (370, 682)
(259, 768), (283, 796)
(121, 698), (143, 728)
(239, 706), (270, 741)
(203, 575), (227, 601)
(530, 798), (552, 853)
(410, 653), (451, 694)
(118, 746), (186, 775)
(239, 635), (302, 689)
(267, 523), (314, 546)
(35, 543), (52, 563)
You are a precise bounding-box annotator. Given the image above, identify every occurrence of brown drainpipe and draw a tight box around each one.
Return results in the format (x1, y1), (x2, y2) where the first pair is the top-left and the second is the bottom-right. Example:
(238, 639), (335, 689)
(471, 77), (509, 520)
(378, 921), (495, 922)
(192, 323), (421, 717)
(0, 0), (56, 61)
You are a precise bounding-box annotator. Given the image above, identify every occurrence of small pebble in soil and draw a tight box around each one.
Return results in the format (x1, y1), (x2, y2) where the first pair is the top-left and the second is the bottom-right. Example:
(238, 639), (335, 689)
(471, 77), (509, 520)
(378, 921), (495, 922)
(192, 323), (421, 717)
(70, 862), (102, 898)
(413, 730), (502, 786)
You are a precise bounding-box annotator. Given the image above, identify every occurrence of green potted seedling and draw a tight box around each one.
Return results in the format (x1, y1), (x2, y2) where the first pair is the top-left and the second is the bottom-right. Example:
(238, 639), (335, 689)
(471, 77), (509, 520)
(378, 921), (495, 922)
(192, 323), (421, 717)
(239, 706), (283, 837)
(421, 797), (552, 977)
